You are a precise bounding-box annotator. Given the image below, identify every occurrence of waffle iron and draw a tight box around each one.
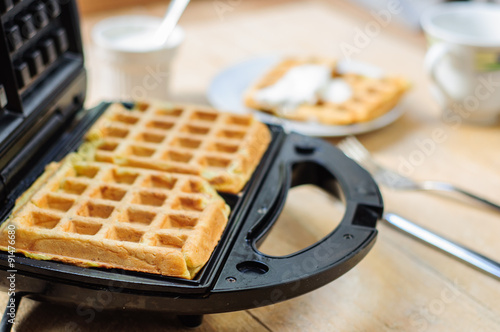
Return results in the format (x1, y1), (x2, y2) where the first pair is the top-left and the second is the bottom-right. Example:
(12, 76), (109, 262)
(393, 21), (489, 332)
(0, 0), (383, 329)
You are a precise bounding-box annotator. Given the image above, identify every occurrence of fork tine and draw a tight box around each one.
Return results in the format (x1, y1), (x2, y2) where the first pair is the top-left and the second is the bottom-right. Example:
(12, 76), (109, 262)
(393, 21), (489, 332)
(338, 136), (367, 161)
(337, 136), (358, 160)
(346, 136), (370, 156)
(338, 137), (417, 189)
(337, 136), (379, 171)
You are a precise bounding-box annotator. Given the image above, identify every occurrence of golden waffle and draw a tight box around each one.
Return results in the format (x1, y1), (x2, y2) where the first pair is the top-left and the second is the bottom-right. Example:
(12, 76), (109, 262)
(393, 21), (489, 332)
(244, 58), (409, 125)
(0, 154), (230, 279)
(85, 101), (271, 194)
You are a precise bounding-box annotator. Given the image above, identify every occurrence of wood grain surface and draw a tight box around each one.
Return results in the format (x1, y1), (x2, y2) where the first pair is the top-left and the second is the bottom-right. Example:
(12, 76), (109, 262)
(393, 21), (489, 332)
(1, 0), (499, 331)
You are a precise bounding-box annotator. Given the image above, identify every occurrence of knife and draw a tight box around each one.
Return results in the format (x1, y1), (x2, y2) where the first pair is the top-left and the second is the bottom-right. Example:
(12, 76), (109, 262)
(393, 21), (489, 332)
(383, 213), (500, 280)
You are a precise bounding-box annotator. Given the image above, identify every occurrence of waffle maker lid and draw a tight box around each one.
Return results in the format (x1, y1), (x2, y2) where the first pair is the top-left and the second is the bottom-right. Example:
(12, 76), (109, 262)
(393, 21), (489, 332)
(0, 0), (86, 203)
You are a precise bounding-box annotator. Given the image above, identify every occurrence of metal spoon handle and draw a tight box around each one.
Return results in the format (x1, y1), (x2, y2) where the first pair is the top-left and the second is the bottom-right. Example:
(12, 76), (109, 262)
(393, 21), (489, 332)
(383, 213), (500, 280)
(154, 0), (190, 46)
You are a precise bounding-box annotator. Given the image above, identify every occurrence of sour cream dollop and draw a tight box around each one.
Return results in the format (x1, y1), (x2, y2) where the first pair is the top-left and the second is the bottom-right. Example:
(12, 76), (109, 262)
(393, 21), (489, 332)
(254, 64), (353, 110)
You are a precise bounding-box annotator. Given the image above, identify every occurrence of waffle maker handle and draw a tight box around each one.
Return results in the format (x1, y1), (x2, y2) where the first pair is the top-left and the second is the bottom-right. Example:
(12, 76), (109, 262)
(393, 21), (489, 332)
(210, 133), (383, 311)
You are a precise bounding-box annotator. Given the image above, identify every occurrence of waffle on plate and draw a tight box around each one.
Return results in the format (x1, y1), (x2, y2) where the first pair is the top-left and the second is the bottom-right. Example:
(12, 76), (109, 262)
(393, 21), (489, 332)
(244, 58), (409, 125)
(0, 101), (271, 279)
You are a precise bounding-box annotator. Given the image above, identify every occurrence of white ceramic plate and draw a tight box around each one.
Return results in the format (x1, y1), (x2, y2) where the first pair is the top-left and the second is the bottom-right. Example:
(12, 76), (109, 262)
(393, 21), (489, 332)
(207, 56), (406, 137)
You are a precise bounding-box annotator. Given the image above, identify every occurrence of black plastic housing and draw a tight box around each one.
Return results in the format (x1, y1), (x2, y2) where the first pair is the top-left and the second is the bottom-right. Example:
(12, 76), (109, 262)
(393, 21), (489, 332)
(0, 0), (383, 328)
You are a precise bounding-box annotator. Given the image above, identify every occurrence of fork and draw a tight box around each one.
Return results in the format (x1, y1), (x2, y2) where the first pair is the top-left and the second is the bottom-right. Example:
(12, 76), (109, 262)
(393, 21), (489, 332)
(338, 136), (500, 213)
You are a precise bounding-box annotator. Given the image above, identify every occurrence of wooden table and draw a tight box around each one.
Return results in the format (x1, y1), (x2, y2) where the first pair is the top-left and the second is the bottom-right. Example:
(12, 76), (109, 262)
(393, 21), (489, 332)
(1, 0), (499, 330)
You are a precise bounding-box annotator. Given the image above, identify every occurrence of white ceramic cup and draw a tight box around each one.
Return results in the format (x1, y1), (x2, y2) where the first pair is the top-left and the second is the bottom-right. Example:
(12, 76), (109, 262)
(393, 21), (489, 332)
(421, 3), (500, 125)
(92, 15), (184, 101)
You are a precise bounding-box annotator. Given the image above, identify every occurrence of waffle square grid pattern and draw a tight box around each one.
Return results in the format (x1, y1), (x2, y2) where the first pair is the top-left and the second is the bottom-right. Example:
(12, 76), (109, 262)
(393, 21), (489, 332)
(5, 158), (230, 279)
(86, 102), (271, 194)
(0, 102), (271, 279)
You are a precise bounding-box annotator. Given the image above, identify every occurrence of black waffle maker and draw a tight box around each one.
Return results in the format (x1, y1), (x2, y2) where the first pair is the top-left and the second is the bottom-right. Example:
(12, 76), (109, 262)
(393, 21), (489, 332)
(0, 0), (383, 329)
